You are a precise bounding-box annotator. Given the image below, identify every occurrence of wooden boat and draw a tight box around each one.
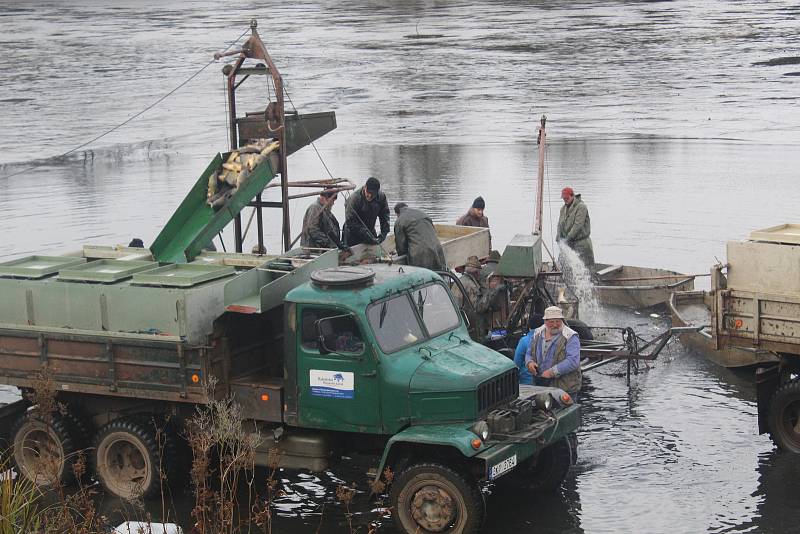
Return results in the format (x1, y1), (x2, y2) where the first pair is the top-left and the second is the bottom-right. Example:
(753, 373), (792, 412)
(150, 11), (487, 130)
(591, 263), (696, 309)
(669, 290), (778, 368)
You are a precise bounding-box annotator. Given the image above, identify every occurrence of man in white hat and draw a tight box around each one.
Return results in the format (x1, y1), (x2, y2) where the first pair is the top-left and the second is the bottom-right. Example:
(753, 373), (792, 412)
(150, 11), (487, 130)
(524, 305), (582, 397)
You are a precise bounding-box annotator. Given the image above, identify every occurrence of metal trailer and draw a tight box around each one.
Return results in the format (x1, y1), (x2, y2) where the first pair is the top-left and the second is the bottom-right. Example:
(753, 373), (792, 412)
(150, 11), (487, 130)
(711, 225), (800, 453)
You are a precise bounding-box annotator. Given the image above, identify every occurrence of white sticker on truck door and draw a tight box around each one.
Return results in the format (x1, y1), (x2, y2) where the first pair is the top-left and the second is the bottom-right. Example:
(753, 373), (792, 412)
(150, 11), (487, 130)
(310, 370), (354, 399)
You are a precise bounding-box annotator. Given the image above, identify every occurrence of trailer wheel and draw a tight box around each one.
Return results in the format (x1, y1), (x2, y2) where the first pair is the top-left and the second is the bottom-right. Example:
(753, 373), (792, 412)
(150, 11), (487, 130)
(390, 462), (483, 534)
(768, 379), (800, 453)
(497, 437), (572, 493)
(94, 418), (166, 500)
(11, 411), (77, 487)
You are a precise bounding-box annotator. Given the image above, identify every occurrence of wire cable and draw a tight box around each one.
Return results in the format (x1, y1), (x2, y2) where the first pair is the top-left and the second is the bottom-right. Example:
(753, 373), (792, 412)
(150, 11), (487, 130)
(283, 83), (390, 259)
(1, 28), (250, 181)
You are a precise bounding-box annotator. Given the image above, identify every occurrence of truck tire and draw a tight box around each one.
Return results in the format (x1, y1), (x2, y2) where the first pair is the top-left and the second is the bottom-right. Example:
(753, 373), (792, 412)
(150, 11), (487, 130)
(497, 437), (572, 494)
(768, 379), (800, 453)
(93, 418), (168, 500)
(11, 411), (78, 487)
(390, 462), (484, 534)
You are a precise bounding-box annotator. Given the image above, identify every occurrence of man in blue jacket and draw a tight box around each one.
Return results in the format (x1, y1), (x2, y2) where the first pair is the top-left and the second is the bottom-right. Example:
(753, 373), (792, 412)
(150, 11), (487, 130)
(524, 306), (582, 397)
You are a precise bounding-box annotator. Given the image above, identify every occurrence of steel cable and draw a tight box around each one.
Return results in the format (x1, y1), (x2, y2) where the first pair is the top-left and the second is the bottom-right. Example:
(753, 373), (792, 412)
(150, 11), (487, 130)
(1, 28), (251, 181)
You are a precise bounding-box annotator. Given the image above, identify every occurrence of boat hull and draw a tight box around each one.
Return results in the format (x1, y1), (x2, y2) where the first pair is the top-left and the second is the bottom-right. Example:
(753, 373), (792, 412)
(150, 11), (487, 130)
(592, 263), (695, 309)
(669, 290), (778, 368)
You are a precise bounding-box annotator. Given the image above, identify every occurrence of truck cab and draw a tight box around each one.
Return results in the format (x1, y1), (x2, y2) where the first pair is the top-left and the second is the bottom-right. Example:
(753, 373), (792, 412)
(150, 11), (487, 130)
(277, 264), (579, 533)
(284, 264), (519, 433)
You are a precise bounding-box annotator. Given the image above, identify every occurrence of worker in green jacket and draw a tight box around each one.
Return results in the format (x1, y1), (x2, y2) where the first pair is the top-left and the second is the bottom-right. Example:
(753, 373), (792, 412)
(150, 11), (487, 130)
(393, 203), (447, 271)
(301, 190), (344, 250)
(557, 187), (594, 268)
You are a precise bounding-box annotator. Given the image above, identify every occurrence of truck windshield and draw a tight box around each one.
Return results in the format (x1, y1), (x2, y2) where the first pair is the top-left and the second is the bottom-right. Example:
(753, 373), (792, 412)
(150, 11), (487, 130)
(411, 283), (460, 337)
(367, 282), (460, 353)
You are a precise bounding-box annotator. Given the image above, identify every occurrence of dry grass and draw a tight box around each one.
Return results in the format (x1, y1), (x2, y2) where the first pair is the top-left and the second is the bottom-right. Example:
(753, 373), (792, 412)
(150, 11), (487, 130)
(7, 374), (392, 534)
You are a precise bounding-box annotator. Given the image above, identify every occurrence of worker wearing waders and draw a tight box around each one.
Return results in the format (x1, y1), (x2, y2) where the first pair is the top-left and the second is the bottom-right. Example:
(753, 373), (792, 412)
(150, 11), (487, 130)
(557, 187), (594, 268)
(524, 306), (582, 398)
(343, 177), (390, 247)
(301, 190), (345, 250)
(393, 203), (447, 271)
(454, 256), (504, 342)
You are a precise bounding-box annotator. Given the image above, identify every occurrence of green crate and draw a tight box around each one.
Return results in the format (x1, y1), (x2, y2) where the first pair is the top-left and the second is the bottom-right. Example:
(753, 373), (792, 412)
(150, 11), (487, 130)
(131, 263), (236, 288)
(57, 259), (159, 283)
(0, 255), (87, 279)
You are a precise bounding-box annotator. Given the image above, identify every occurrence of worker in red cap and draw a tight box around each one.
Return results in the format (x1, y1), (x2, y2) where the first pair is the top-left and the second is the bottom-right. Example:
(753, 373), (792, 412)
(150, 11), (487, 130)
(557, 186), (594, 267)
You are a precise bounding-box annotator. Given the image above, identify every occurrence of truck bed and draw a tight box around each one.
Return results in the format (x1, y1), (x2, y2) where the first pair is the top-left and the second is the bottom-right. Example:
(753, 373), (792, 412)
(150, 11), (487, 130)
(0, 324), (215, 403)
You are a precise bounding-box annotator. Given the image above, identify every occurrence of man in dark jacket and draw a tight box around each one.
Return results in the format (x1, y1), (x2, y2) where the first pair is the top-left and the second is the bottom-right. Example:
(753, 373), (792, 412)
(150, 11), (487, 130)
(393, 203), (447, 271)
(301, 190), (343, 249)
(456, 196), (489, 228)
(343, 177), (390, 246)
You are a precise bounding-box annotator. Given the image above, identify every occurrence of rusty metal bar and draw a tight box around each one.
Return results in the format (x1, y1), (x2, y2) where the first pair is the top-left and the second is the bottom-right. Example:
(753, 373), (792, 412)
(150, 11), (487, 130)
(256, 193), (265, 253)
(177, 343), (188, 399)
(106, 341), (117, 392)
(534, 115), (546, 235)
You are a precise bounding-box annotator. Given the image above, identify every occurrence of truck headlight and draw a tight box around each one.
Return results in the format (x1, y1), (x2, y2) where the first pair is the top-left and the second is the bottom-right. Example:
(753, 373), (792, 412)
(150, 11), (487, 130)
(471, 420), (490, 441)
(535, 393), (553, 411)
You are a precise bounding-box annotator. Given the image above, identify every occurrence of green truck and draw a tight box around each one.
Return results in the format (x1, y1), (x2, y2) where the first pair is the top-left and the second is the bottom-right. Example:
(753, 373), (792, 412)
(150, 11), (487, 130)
(0, 248), (580, 534)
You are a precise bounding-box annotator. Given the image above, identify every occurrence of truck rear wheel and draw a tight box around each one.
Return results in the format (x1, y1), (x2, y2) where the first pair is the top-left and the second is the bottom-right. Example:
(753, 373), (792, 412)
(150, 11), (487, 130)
(94, 418), (165, 500)
(390, 462), (483, 534)
(768, 379), (800, 453)
(11, 411), (77, 487)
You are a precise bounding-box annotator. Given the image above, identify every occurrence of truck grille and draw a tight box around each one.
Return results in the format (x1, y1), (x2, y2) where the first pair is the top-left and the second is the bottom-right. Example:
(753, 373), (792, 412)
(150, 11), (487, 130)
(478, 369), (519, 414)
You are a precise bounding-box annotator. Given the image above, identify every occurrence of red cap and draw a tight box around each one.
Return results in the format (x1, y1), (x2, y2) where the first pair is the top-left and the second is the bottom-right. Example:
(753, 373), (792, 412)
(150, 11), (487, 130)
(561, 187), (574, 198)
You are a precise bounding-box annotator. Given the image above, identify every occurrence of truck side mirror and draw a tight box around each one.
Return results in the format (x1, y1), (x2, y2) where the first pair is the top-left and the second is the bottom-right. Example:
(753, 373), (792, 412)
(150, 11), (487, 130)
(316, 318), (334, 354)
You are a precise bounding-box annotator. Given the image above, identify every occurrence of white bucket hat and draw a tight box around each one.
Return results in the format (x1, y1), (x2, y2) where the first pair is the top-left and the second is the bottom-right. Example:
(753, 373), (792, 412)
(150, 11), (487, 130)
(543, 306), (565, 320)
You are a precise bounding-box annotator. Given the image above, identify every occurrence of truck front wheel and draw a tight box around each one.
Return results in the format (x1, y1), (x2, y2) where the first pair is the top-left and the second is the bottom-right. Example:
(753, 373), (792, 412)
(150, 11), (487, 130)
(390, 462), (484, 534)
(768, 379), (800, 453)
(11, 411), (78, 487)
(93, 418), (166, 500)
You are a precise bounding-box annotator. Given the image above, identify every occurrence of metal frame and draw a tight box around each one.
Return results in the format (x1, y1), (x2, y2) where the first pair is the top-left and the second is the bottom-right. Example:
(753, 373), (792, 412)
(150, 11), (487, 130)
(215, 20), (354, 254)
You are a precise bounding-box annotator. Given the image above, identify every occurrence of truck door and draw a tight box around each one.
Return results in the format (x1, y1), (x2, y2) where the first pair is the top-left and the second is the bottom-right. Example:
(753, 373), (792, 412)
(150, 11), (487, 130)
(295, 306), (381, 432)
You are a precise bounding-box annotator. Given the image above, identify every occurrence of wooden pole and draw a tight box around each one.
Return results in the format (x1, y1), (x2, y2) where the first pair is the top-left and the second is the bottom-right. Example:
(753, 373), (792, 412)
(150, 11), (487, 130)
(534, 115), (546, 235)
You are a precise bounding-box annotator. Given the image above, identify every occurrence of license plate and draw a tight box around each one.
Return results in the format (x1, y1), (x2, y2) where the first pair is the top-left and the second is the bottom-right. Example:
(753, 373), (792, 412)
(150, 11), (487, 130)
(489, 454), (517, 480)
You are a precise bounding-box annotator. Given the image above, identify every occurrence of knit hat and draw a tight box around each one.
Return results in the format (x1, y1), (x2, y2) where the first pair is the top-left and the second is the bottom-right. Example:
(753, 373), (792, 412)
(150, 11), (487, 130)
(561, 187), (574, 198)
(488, 249), (501, 262)
(365, 177), (381, 193)
(466, 255), (481, 270)
(472, 196), (485, 209)
(543, 306), (565, 320)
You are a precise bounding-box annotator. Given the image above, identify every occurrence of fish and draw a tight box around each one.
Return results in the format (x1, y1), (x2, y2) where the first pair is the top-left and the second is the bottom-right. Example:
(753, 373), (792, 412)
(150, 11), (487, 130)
(207, 171), (218, 199)
(261, 141), (280, 156)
